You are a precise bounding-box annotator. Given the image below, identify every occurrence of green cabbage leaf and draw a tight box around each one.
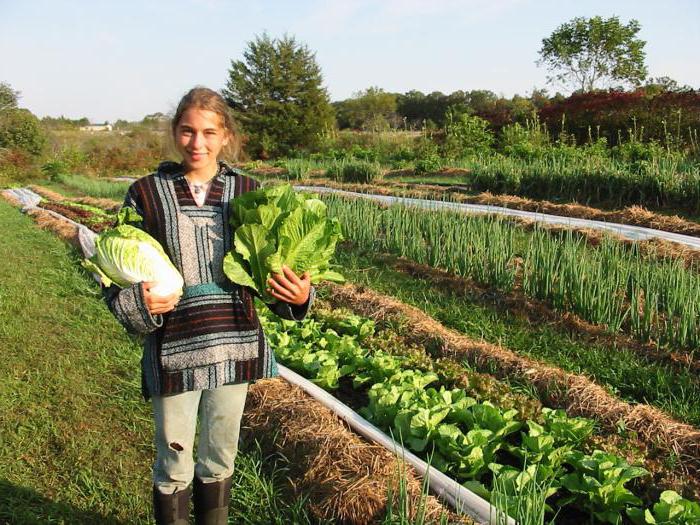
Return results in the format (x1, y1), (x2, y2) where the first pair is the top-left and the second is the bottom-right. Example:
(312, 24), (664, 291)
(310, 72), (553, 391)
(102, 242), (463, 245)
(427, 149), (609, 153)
(82, 208), (183, 297)
(223, 184), (343, 302)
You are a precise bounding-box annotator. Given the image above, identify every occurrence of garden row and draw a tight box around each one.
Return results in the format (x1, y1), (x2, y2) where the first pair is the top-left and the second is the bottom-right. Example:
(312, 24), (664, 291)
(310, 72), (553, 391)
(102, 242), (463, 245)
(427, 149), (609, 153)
(258, 302), (700, 524)
(302, 177), (700, 239)
(320, 194), (700, 351)
(15, 175), (700, 520)
(24, 183), (700, 427)
(256, 149), (700, 216)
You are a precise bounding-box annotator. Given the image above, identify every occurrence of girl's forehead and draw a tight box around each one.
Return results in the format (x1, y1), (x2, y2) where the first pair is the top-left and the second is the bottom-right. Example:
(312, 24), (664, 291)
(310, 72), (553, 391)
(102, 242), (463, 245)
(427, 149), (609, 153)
(178, 108), (224, 128)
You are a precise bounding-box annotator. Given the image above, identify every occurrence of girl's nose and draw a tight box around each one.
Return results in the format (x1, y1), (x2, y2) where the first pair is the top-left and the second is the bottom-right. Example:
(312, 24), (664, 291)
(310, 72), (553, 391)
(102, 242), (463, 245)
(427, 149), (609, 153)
(191, 132), (205, 148)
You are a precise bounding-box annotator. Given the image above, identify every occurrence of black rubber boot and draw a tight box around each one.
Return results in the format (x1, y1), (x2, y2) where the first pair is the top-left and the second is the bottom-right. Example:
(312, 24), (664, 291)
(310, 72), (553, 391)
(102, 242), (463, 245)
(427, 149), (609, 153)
(153, 484), (191, 525)
(192, 476), (233, 525)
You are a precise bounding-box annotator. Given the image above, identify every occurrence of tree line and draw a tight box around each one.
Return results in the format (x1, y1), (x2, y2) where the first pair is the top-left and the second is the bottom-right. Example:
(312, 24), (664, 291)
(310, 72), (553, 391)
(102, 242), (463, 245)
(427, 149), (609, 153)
(3, 15), (699, 163)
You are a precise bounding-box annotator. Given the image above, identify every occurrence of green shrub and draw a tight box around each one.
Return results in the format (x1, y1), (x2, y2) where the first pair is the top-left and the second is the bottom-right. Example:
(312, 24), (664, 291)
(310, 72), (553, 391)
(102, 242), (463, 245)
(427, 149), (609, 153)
(413, 137), (443, 175)
(0, 108), (46, 156)
(443, 109), (494, 159)
(414, 154), (443, 175)
(340, 159), (382, 183)
(500, 116), (551, 160)
(41, 160), (68, 181)
(325, 159), (348, 181)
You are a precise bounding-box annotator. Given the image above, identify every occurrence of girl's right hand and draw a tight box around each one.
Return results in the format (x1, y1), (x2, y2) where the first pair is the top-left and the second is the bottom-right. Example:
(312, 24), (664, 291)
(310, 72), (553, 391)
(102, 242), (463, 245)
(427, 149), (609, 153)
(142, 282), (181, 314)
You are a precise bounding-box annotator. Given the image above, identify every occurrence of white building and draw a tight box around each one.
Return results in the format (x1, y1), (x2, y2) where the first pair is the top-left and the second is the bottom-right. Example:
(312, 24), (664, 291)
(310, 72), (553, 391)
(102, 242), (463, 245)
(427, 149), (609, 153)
(79, 123), (113, 132)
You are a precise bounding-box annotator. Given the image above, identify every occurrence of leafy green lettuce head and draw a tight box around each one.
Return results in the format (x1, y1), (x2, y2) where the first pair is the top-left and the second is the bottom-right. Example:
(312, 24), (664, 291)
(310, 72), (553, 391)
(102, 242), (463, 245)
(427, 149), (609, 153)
(83, 210), (183, 297)
(224, 184), (344, 302)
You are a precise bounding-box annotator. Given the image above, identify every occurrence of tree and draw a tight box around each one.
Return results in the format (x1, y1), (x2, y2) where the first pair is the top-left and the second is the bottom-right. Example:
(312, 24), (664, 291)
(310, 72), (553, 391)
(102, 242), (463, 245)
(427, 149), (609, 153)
(0, 81), (20, 112)
(334, 87), (398, 130)
(0, 108), (45, 155)
(642, 76), (695, 95)
(537, 16), (647, 92)
(222, 33), (334, 158)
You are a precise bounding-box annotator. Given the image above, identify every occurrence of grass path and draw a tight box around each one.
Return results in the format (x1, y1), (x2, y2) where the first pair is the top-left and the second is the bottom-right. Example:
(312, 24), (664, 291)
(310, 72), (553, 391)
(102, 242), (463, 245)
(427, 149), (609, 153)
(0, 200), (320, 524)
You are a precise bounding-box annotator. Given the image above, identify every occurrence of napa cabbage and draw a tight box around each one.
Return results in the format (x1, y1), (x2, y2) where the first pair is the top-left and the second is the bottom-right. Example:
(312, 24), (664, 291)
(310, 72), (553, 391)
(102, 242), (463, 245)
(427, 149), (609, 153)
(83, 208), (183, 297)
(223, 184), (343, 303)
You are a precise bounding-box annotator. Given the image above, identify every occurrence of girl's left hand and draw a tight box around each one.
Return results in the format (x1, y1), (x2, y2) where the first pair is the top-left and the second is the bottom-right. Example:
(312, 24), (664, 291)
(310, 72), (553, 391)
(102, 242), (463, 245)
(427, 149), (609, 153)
(267, 265), (311, 306)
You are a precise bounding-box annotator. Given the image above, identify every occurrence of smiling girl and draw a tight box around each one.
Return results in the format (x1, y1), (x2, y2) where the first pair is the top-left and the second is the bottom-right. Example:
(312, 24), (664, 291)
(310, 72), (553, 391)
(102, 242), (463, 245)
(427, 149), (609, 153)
(104, 87), (312, 525)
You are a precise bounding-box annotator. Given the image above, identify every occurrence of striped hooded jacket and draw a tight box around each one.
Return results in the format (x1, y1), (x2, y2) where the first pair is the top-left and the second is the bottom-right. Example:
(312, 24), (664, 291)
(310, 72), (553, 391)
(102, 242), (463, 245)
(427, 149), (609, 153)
(104, 161), (313, 399)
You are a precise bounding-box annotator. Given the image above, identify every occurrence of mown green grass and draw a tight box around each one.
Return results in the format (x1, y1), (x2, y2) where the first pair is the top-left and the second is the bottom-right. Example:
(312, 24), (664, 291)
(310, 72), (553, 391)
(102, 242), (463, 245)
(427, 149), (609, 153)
(0, 200), (322, 524)
(331, 246), (700, 428)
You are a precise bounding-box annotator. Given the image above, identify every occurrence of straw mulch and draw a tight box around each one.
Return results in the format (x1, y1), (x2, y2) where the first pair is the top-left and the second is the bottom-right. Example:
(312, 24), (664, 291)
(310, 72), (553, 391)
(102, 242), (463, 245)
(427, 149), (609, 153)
(0, 191), (22, 208)
(72, 196), (121, 213)
(244, 378), (471, 525)
(26, 208), (82, 249)
(323, 283), (700, 480)
(27, 184), (68, 202)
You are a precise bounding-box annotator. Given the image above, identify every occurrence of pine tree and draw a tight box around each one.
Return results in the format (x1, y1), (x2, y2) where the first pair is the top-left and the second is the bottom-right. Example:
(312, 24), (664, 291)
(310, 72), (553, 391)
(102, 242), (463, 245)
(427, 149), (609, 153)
(223, 34), (334, 158)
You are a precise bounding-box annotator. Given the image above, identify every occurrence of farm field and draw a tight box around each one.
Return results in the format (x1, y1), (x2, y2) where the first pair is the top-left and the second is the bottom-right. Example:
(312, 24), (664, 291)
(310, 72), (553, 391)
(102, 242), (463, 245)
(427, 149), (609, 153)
(3, 172), (700, 525)
(0, 194), (459, 524)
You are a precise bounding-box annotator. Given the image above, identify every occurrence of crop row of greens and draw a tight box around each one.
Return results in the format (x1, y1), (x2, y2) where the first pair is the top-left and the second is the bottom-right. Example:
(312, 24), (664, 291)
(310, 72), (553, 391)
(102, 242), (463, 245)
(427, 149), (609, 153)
(320, 194), (700, 350)
(38, 198), (116, 231)
(258, 305), (700, 525)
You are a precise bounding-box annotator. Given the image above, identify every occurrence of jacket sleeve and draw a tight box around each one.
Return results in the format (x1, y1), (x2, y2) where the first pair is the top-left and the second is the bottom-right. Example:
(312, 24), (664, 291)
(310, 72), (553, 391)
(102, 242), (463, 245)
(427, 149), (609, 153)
(100, 185), (164, 335)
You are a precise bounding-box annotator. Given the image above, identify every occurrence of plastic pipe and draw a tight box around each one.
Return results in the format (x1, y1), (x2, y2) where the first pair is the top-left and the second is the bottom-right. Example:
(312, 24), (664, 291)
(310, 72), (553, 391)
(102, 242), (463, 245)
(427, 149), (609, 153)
(278, 365), (515, 525)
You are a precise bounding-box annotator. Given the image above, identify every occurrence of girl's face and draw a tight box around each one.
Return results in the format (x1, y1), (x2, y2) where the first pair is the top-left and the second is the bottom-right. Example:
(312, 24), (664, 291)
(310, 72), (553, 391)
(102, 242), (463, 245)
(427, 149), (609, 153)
(174, 108), (230, 174)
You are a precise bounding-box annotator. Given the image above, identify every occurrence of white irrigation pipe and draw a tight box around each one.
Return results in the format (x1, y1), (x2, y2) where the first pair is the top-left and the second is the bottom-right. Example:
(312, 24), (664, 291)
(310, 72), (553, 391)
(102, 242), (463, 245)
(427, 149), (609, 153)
(296, 185), (700, 252)
(278, 364), (514, 525)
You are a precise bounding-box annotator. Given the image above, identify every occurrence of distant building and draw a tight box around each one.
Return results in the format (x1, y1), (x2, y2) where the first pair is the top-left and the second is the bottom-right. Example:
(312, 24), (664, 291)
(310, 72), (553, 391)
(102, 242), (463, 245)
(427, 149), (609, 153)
(80, 123), (113, 132)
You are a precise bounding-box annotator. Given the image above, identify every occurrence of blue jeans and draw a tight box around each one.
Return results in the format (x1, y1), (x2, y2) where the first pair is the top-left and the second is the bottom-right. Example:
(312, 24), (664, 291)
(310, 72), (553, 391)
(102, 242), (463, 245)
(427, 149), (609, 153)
(151, 382), (248, 494)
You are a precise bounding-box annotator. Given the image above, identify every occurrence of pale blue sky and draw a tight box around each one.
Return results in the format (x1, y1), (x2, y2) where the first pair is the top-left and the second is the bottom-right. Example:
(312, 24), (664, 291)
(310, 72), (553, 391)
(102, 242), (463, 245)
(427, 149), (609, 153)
(1, 0), (698, 123)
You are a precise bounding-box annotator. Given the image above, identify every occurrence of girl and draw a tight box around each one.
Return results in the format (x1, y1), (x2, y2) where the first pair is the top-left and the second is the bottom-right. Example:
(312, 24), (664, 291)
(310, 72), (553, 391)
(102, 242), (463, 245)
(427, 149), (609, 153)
(104, 87), (313, 525)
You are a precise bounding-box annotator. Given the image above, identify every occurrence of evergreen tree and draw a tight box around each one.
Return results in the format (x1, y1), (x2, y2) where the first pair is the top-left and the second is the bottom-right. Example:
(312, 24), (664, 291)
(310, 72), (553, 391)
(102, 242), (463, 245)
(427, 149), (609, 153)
(223, 34), (334, 158)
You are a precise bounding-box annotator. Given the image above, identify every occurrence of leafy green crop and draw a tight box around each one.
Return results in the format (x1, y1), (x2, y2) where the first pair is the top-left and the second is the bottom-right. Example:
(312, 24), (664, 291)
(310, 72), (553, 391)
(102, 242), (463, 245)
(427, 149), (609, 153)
(82, 208), (183, 296)
(223, 184), (344, 302)
(561, 450), (649, 524)
(259, 303), (694, 523)
(627, 491), (700, 524)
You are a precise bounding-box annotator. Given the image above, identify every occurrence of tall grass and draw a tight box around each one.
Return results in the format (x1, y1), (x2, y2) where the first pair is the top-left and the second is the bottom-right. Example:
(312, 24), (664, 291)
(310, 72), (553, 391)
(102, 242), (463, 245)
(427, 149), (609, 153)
(322, 194), (700, 350)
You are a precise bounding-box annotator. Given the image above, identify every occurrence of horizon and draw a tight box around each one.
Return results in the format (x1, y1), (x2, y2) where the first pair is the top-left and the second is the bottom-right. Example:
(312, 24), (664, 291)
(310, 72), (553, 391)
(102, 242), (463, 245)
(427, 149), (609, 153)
(2, 0), (698, 123)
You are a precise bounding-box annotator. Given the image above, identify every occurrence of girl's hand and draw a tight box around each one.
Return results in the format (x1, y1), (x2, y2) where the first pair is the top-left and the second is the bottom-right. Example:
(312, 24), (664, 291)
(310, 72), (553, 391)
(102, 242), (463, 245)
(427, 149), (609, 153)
(142, 281), (181, 315)
(267, 265), (311, 306)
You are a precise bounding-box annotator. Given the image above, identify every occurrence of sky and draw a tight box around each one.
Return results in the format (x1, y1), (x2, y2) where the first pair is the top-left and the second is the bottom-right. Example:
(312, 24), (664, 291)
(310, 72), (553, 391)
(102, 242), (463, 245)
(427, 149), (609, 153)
(1, 0), (698, 123)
